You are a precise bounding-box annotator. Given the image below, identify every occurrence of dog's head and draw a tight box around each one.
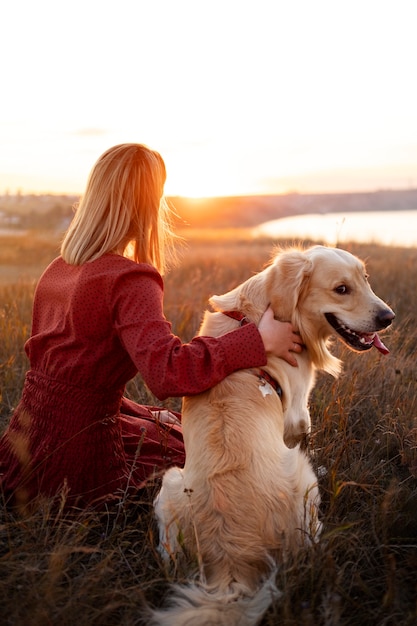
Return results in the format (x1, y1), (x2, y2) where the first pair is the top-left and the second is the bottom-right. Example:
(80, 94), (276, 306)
(267, 246), (395, 375)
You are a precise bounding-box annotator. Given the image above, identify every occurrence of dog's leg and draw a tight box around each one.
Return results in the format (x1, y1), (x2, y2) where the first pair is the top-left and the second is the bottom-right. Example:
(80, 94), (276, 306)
(154, 467), (186, 561)
(296, 454), (322, 545)
(303, 483), (322, 543)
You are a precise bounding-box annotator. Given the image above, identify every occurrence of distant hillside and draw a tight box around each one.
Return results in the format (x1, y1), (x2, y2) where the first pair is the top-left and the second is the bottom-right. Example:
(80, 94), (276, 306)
(1, 189), (416, 231)
(170, 189), (417, 229)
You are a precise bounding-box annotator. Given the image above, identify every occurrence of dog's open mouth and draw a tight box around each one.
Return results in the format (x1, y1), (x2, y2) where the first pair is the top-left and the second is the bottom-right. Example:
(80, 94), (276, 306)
(325, 313), (390, 354)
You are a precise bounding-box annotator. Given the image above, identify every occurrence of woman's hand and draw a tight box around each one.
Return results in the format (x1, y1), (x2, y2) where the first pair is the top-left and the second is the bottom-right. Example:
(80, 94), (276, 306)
(258, 306), (304, 367)
(151, 410), (181, 426)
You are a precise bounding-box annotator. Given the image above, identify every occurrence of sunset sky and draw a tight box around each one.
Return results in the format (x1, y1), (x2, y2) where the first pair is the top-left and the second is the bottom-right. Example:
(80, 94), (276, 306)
(1, 0), (416, 198)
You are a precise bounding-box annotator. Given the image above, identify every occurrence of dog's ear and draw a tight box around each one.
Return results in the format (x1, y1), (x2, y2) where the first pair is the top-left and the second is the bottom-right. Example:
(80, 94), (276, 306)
(209, 284), (242, 313)
(209, 275), (269, 323)
(267, 250), (313, 321)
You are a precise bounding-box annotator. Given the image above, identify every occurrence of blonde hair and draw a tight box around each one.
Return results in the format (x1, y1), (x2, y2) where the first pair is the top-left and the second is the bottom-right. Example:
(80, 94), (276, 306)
(61, 143), (177, 274)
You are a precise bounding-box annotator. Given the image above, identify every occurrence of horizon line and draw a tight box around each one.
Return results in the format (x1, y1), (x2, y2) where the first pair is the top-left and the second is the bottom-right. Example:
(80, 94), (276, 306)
(1, 186), (417, 201)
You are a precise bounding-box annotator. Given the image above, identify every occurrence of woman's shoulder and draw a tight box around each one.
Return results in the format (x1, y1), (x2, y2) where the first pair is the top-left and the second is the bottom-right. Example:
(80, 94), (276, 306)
(40, 255), (163, 291)
(93, 253), (160, 273)
(85, 254), (164, 287)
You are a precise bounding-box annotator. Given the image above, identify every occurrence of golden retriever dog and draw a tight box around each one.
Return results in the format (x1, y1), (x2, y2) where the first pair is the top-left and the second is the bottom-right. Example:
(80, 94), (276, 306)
(151, 245), (395, 626)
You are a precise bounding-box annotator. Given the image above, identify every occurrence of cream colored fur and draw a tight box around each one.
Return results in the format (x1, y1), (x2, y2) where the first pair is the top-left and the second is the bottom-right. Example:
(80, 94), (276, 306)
(152, 245), (394, 626)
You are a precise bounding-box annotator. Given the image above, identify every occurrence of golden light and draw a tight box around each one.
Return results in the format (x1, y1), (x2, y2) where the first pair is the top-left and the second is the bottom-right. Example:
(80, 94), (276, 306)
(163, 147), (255, 199)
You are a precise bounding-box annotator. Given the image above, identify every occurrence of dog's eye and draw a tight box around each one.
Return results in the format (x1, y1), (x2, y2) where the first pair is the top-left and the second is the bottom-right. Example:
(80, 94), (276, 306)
(334, 284), (350, 295)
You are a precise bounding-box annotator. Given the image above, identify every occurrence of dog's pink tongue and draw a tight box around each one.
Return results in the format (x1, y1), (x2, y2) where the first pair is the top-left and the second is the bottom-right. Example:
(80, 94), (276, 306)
(373, 333), (390, 355)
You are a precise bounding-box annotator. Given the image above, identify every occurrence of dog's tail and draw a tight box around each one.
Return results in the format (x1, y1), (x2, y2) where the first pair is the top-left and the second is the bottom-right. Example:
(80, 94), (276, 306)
(149, 577), (280, 626)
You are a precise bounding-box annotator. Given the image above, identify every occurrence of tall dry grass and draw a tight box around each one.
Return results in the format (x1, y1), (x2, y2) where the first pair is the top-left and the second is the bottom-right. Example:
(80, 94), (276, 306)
(0, 232), (416, 625)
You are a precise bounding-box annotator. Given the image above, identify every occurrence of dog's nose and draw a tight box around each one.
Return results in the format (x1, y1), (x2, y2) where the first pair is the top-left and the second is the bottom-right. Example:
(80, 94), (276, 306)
(378, 308), (395, 328)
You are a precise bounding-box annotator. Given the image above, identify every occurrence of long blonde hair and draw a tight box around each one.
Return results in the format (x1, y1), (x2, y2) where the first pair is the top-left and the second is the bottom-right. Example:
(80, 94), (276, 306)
(61, 143), (176, 273)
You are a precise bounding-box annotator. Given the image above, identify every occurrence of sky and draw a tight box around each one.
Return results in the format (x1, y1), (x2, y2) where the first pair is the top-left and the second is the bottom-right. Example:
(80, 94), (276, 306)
(1, 0), (416, 198)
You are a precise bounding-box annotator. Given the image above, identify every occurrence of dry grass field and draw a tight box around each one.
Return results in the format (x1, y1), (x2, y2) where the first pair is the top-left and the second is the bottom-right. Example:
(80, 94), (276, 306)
(0, 230), (416, 625)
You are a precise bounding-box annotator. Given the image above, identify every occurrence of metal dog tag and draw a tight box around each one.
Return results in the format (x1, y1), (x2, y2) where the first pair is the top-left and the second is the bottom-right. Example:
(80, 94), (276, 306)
(259, 380), (274, 397)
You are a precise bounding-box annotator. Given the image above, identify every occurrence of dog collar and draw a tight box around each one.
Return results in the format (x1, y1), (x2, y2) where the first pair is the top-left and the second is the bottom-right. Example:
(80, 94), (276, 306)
(258, 369), (283, 398)
(222, 311), (282, 399)
(222, 310), (250, 326)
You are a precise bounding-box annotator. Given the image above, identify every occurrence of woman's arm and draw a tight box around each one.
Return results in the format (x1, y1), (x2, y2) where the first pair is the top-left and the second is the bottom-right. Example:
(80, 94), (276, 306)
(113, 269), (301, 400)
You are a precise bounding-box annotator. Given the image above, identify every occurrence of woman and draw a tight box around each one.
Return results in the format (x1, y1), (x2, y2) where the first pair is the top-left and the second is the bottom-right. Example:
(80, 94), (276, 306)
(0, 144), (303, 512)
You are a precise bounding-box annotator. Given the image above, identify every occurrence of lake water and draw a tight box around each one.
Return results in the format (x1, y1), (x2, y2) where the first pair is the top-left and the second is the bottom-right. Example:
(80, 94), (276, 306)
(254, 210), (417, 248)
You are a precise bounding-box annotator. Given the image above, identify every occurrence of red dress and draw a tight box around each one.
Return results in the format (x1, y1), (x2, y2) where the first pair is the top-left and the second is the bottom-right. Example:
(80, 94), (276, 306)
(0, 254), (267, 509)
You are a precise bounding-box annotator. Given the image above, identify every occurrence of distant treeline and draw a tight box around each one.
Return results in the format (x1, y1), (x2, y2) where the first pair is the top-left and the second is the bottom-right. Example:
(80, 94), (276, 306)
(170, 188), (417, 229)
(1, 188), (417, 231)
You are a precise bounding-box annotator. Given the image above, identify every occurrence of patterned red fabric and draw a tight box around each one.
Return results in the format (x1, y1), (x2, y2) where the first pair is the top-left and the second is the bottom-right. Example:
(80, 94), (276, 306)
(0, 254), (267, 509)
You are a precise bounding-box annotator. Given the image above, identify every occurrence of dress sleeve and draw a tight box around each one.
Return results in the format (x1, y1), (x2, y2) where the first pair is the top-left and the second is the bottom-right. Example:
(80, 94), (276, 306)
(112, 268), (267, 400)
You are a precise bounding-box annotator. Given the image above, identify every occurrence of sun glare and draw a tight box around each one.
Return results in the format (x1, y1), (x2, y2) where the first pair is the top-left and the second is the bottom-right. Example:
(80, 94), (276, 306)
(165, 169), (240, 199)
(164, 150), (253, 199)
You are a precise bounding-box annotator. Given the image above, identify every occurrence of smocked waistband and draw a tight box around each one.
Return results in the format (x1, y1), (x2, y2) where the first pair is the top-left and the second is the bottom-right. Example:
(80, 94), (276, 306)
(21, 370), (124, 422)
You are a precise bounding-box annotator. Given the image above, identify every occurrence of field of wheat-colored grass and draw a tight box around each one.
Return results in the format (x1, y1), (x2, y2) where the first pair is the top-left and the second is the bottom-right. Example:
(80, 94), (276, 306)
(0, 230), (416, 625)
